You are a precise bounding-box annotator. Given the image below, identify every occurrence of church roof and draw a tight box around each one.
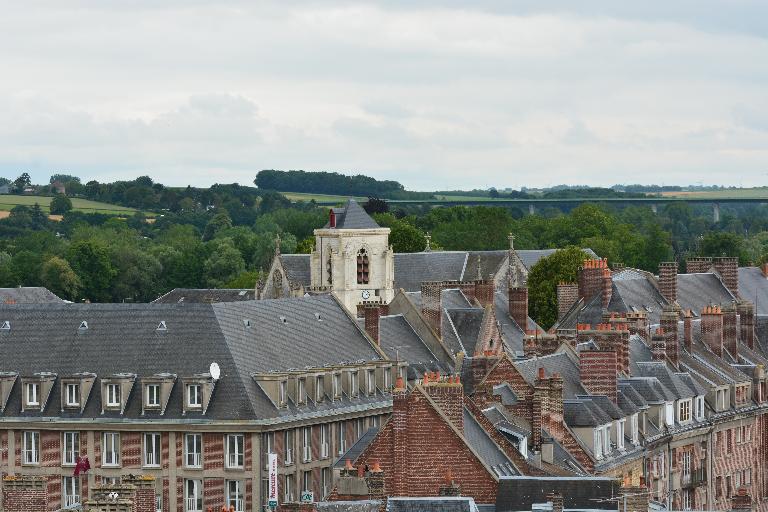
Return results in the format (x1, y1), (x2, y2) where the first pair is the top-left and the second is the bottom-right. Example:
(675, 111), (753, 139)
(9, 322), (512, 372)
(324, 199), (380, 229)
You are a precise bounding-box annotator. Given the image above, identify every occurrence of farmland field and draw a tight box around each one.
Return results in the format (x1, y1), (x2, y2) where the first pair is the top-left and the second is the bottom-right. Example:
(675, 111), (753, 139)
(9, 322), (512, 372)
(660, 188), (768, 199)
(0, 194), (139, 214)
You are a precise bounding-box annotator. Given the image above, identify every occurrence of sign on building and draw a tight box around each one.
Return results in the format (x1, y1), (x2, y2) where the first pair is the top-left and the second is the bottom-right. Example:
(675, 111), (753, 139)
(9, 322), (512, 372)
(301, 491), (314, 504)
(268, 453), (278, 509)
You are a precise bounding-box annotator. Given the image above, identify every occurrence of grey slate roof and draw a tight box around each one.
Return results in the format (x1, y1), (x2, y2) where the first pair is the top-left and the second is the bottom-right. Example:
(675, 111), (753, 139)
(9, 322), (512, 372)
(738, 267), (768, 314)
(563, 400), (606, 427)
(495, 476), (620, 512)
(152, 288), (255, 304)
(366, 315), (450, 379)
(635, 362), (695, 400)
(0, 295), (385, 422)
(334, 427), (380, 469)
(447, 309), (486, 356)
(462, 407), (519, 477)
(317, 502), (382, 512)
(324, 200), (381, 229)
(386, 497), (479, 512)
(576, 395), (624, 420)
(514, 352), (587, 399)
(393, 252), (468, 292)
(0, 287), (65, 304)
(281, 254), (312, 285)
(677, 273), (735, 315)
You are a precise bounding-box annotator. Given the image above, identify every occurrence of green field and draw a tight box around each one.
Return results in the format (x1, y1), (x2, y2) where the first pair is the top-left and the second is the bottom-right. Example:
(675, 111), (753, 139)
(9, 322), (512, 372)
(661, 188), (768, 199)
(282, 192), (369, 203)
(0, 195), (139, 214)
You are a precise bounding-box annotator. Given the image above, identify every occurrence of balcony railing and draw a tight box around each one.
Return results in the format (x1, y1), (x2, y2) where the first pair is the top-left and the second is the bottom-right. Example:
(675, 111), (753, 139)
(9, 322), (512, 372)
(186, 498), (202, 512)
(681, 467), (707, 488)
(63, 495), (81, 508)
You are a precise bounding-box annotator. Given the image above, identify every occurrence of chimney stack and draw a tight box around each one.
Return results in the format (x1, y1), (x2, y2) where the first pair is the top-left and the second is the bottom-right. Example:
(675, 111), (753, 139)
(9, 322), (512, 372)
(364, 305), (382, 345)
(421, 373), (464, 432)
(578, 258), (607, 302)
(579, 350), (618, 403)
(651, 328), (667, 362)
(730, 487), (752, 512)
(660, 305), (680, 368)
(686, 257), (713, 274)
(601, 267), (612, 309)
(737, 300), (755, 349)
(683, 309), (693, 353)
(658, 261), (678, 303)
(701, 306), (724, 357)
(421, 281), (443, 337)
(509, 287), (529, 331)
(714, 257), (739, 297)
(532, 367), (549, 450)
(556, 282), (579, 320)
(722, 302), (738, 358)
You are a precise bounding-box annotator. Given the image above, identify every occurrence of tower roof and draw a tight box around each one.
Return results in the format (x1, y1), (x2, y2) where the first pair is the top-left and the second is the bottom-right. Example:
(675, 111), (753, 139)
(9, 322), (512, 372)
(324, 199), (380, 229)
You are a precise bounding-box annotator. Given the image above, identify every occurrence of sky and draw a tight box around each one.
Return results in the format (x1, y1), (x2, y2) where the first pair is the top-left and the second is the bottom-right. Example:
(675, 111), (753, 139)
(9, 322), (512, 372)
(2, 1), (768, 191)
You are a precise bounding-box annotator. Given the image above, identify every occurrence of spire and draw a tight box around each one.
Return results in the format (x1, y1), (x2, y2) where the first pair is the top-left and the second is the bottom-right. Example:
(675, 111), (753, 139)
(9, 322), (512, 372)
(425, 233), (432, 252)
(274, 233), (281, 256)
(476, 256), (483, 281)
(508, 233), (520, 287)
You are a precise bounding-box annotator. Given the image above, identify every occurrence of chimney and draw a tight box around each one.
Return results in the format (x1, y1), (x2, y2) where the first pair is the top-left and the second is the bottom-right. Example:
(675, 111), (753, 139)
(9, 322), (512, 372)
(620, 480), (650, 512)
(392, 376), (408, 496)
(714, 257), (739, 296)
(547, 492), (564, 512)
(579, 350), (618, 403)
(686, 257), (713, 274)
(122, 475), (158, 512)
(1, 476), (48, 512)
(701, 306), (724, 357)
(474, 280), (494, 307)
(422, 373), (464, 432)
(722, 302), (739, 358)
(329, 209), (336, 228)
(625, 311), (649, 341)
(737, 300), (755, 349)
(683, 309), (693, 353)
(578, 258), (606, 302)
(556, 282), (579, 320)
(508, 287), (529, 331)
(438, 470), (461, 497)
(363, 305), (381, 345)
(658, 261), (678, 303)
(660, 305), (680, 368)
(547, 372), (564, 440)
(365, 460), (386, 502)
(651, 328), (666, 362)
(532, 367), (549, 450)
(421, 281), (442, 337)
(601, 267), (612, 309)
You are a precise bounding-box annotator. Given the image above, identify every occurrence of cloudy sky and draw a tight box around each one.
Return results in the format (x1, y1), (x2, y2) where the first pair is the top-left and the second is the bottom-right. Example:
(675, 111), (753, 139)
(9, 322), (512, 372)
(2, 1), (768, 190)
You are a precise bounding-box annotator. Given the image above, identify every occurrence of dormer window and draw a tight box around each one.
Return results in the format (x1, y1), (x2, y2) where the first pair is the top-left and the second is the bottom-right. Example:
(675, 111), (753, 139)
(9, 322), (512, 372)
(315, 375), (324, 403)
(106, 384), (121, 407)
(350, 371), (359, 398)
(65, 383), (80, 407)
(146, 384), (160, 407)
(26, 382), (40, 406)
(333, 373), (342, 399)
(366, 369), (375, 395)
(356, 248), (370, 285)
(678, 399), (692, 423)
(187, 385), (202, 408)
(383, 368), (391, 390)
(695, 396), (705, 420)
(297, 378), (306, 405)
(279, 380), (287, 407)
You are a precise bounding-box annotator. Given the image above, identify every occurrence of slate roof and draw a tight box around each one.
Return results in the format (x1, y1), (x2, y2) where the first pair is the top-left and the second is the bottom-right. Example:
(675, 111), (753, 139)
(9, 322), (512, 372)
(564, 400), (608, 427)
(495, 476), (620, 512)
(462, 408), (519, 477)
(281, 254), (312, 285)
(393, 252), (469, 292)
(386, 497), (479, 512)
(152, 288), (255, 304)
(324, 200), (381, 229)
(738, 267), (768, 314)
(0, 287), (66, 304)
(514, 352), (587, 399)
(334, 427), (380, 469)
(447, 309), (486, 356)
(676, 273), (735, 315)
(635, 362), (695, 399)
(0, 295), (386, 422)
(316, 501), (382, 512)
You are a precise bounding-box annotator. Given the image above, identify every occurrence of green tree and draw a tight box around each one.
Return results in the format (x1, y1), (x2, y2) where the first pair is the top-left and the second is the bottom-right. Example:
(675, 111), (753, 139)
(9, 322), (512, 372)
(225, 270), (261, 288)
(50, 194), (73, 215)
(40, 256), (82, 301)
(202, 211), (233, 241)
(13, 172), (31, 192)
(527, 246), (590, 329)
(700, 232), (744, 260)
(373, 213), (427, 252)
(67, 240), (117, 302)
(296, 237), (314, 254)
(203, 239), (246, 287)
(111, 247), (163, 302)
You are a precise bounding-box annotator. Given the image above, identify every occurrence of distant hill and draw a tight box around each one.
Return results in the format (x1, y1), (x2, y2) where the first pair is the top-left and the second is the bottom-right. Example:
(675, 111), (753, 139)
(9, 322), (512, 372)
(254, 170), (434, 200)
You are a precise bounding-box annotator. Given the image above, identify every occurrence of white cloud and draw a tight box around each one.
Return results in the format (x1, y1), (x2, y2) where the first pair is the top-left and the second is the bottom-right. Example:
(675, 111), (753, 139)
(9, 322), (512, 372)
(0, 1), (767, 189)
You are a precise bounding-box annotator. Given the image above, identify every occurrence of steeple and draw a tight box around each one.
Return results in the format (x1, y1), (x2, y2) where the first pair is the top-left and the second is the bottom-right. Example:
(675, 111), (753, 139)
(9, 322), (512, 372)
(274, 233), (281, 257)
(508, 232), (520, 287)
(425, 233), (432, 252)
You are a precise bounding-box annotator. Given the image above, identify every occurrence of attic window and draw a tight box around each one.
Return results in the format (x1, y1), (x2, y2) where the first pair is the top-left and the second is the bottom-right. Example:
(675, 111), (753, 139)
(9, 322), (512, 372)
(243, 319), (252, 328)
(79, 321), (88, 330)
(0, 321), (9, 330)
(156, 321), (167, 331)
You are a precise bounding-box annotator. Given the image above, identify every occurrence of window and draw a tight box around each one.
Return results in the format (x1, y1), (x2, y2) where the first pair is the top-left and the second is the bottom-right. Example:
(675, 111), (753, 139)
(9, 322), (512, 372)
(631, 413), (639, 445)
(320, 424), (329, 459)
(717, 388), (727, 410)
(284, 430), (294, 465)
(616, 419), (625, 451)
(103, 432), (120, 466)
(22, 431), (39, 465)
(383, 369), (391, 390)
(302, 427), (311, 462)
(356, 418), (364, 439)
(156, 494), (162, 512)
(370, 415), (379, 428)
(681, 489), (691, 511)
(187, 385), (202, 408)
(63, 432), (80, 466)
(356, 248), (369, 284)
(695, 396), (705, 420)
(185, 434), (202, 468)
(681, 451), (691, 479)
(734, 471), (741, 489)
(66, 383), (80, 407)
(350, 371), (359, 397)
(321, 468), (330, 499)
(103, 477), (121, 486)
(338, 421), (346, 455)
(594, 428), (603, 459)
(279, 380), (287, 406)
(262, 432), (274, 468)
(226, 481), (243, 512)
(737, 425), (743, 443)
(746, 425), (752, 442)
(303, 471), (312, 493)
(106, 384), (121, 407)
(602, 425), (610, 456)
(665, 402), (674, 426)
(146, 384), (160, 407)
(62, 476), (81, 507)
(366, 369), (375, 395)
(226, 434), (244, 469)
(284, 474), (295, 503)
(26, 382), (40, 406)
(298, 378), (306, 404)
(144, 433), (161, 467)
(333, 374), (342, 399)
(744, 468), (752, 485)
(315, 376), (324, 403)
(678, 399), (691, 423)
(185, 479), (203, 512)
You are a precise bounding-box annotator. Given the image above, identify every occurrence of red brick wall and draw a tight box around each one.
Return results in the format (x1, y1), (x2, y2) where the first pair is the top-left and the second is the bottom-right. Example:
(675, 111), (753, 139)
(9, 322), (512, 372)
(203, 478), (224, 510)
(722, 304), (739, 358)
(508, 287), (528, 332)
(556, 283), (579, 320)
(204, 433), (224, 471)
(701, 307), (724, 357)
(2, 484), (48, 512)
(470, 356), (534, 424)
(422, 382), (464, 430)
(123, 432), (142, 468)
(711, 420), (758, 510)
(1, 430), (8, 467)
(714, 257), (738, 296)
(46, 475), (61, 511)
(579, 350), (617, 403)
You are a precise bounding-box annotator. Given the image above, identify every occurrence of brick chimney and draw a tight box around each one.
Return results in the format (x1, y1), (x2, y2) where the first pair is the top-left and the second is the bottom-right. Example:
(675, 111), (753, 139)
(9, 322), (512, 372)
(620, 480), (650, 512)
(714, 257), (739, 296)
(121, 475), (158, 512)
(651, 328), (666, 362)
(722, 302), (738, 358)
(421, 372), (464, 432)
(658, 261), (678, 303)
(601, 267), (612, 309)
(556, 282), (579, 320)
(579, 350), (618, 403)
(474, 280), (494, 307)
(701, 306), (724, 357)
(1, 476), (48, 512)
(683, 309), (693, 353)
(578, 258), (606, 302)
(660, 305), (680, 368)
(421, 281), (442, 337)
(625, 311), (649, 341)
(364, 305), (381, 345)
(686, 257), (713, 274)
(508, 287), (529, 331)
(392, 376), (408, 497)
(737, 300), (755, 349)
(532, 367), (549, 450)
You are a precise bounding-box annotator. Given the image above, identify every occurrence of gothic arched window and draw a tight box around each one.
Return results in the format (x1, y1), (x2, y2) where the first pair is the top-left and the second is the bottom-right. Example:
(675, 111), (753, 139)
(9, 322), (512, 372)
(327, 255), (333, 285)
(357, 248), (370, 284)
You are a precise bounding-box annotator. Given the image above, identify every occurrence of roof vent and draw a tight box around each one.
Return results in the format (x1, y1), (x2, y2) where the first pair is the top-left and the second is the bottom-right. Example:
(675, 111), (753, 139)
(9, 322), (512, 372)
(157, 321), (167, 331)
(0, 321), (9, 330)
(79, 321), (88, 330)
(279, 316), (287, 324)
(238, 290), (247, 296)
(315, 313), (322, 321)
(243, 319), (252, 328)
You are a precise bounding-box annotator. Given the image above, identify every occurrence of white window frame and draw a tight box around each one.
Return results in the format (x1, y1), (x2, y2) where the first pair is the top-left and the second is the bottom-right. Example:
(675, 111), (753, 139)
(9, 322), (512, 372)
(631, 413), (639, 445)
(146, 384), (160, 408)
(187, 385), (202, 408)
(185, 433), (202, 468)
(62, 476), (81, 508)
(63, 431), (80, 466)
(337, 421), (346, 455)
(366, 369), (375, 395)
(26, 382), (40, 407)
(66, 383), (80, 407)
(144, 433), (161, 467)
(284, 430), (294, 465)
(302, 427), (311, 462)
(226, 480), (243, 512)
(321, 467), (330, 499)
(383, 369), (391, 390)
(602, 425), (610, 455)
(302, 470), (311, 493)
(333, 373), (342, 398)
(616, 419), (625, 451)
(106, 384), (121, 408)
(665, 402), (675, 426)
(226, 434), (244, 469)
(320, 424), (329, 459)
(681, 450), (692, 479)
(102, 432), (120, 467)
(284, 473), (294, 503)
(315, 375), (324, 403)
(678, 399), (692, 423)
(593, 428), (603, 459)
(185, 479), (203, 512)
(23, 431), (40, 465)
(695, 395), (705, 420)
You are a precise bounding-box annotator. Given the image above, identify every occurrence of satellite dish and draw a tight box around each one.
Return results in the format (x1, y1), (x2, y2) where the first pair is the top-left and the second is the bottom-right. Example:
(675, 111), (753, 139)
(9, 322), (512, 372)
(210, 362), (221, 381)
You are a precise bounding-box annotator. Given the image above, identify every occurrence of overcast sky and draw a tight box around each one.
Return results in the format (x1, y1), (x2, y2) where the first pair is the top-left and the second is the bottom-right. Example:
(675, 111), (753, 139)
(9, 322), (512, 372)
(2, 1), (768, 190)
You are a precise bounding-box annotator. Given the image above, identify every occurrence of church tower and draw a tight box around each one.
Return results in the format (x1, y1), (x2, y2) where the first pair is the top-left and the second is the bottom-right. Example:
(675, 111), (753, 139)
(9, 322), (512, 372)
(310, 200), (395, 315)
